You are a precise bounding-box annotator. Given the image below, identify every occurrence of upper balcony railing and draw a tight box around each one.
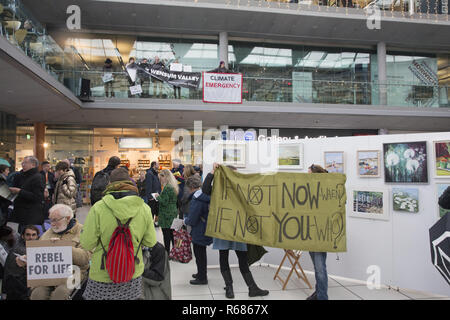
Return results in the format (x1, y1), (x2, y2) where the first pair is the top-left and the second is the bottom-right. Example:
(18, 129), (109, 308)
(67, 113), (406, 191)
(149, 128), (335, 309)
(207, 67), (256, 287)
(191, 0), (449, 20)
(1, 0), (448, 109)
(60, 70), (448, 107)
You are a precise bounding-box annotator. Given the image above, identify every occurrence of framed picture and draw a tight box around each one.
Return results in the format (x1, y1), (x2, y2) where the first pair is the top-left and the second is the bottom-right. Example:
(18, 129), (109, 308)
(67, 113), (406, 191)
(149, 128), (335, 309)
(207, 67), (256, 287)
(392, 187), (419, 213)
(383, 141), (428, 183)
(350, 189), (389, 221)
(324, 151), (344, 173)
(434, 140), (450, 178)
(437, 183), (450, 218)
(220, 142), (246, 167)
(277, 142), (304, 170)
(357, 150), (380, 177)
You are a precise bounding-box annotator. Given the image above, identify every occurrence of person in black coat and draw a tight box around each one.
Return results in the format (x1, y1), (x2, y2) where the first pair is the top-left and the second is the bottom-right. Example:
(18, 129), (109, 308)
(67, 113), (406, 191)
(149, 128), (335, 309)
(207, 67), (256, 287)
(151, 56), (165, 98)
(145, 161), (162, 222)
(9, 156), (45, 233)
(40, 161), (55, 220)
(0, 165), (11, 226)
(1, 225), (39, 300)
(439, 186), (450, 210)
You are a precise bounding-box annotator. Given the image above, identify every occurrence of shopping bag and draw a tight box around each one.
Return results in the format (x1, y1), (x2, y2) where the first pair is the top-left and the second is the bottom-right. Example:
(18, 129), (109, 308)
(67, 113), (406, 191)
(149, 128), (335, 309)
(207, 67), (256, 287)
(169, 229), (192, 263)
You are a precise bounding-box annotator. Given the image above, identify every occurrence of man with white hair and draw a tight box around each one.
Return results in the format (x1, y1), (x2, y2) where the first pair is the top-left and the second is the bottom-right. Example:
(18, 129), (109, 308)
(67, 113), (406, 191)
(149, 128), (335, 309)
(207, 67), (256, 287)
(29, 204), (91, 300)
(9, 156), (45, 234)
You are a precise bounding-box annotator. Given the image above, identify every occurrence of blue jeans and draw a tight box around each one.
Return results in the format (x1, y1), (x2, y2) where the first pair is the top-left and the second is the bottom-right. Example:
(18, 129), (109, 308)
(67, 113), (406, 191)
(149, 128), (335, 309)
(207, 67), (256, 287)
(309, 252), (328, 300)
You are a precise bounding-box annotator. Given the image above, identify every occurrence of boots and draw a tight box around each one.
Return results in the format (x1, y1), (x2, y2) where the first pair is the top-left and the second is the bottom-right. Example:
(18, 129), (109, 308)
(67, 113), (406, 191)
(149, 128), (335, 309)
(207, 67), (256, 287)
(221, 270), (234, 299)
(242, 272), (269, 297)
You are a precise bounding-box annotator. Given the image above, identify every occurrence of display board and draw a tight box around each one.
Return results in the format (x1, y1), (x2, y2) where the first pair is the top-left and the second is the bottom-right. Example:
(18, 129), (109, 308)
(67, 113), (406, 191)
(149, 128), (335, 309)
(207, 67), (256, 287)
(203, 132), (450, 297)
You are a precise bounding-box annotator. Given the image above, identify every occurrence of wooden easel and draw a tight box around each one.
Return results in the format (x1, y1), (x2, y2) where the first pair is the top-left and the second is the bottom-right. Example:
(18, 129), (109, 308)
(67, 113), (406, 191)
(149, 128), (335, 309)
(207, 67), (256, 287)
(273, 249), (313, 290)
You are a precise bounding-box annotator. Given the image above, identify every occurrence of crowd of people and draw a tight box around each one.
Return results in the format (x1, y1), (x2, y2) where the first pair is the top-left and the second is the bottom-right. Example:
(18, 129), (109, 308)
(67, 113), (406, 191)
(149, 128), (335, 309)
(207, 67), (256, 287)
(0, 153), (347, 300)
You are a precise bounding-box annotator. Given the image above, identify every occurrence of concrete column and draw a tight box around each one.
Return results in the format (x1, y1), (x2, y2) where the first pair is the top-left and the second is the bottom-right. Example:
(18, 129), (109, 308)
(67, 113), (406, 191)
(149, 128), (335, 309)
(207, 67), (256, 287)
(219, 32), (229, 68)
(377, 42), (387, 106)
(34, 122), (45, 165)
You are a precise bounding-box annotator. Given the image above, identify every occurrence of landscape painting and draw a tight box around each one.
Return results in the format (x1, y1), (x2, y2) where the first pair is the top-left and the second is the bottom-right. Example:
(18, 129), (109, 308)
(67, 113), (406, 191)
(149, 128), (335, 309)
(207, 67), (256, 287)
(357, 150), (380, 177)
(324, 151), (344, 173)
(392, 188), (419, 213)
(277, 143), (303, 169)
(383, 141), (428, 183)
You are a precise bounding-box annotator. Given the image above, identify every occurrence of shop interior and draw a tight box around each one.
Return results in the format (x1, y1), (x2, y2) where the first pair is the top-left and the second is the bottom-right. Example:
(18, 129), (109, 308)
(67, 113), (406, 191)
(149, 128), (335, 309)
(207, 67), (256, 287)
(14, 126), (186, 204)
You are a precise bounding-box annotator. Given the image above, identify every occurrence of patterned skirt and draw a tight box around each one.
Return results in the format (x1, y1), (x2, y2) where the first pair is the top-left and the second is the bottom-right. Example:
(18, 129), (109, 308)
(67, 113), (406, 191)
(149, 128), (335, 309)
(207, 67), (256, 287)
(82, 276), (143, 300)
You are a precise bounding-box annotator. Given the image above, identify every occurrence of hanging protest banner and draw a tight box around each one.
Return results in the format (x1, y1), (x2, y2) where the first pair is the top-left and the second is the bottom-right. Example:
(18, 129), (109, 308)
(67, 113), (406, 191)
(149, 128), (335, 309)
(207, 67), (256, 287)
(202, 72), (243, 104)
(205, 166), (347, 252)
(139, 65), (201, 89)
(26, 240), (73, 287)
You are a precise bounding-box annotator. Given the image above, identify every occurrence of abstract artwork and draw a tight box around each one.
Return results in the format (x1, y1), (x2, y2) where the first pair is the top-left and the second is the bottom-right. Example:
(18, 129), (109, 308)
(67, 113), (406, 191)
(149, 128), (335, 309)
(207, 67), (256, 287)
(383, 141), (428, 183)
(357, 150), (380, 177)
(434, 141), (450, 177)
(324, 151), (344, 173)
(351, 189), (388, 221)
(392, 188), (419, 213)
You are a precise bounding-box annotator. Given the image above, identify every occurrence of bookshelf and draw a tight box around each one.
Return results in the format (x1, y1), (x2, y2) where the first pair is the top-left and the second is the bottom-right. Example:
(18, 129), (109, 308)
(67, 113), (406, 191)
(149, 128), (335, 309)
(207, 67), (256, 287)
(158, 154), (172, 170)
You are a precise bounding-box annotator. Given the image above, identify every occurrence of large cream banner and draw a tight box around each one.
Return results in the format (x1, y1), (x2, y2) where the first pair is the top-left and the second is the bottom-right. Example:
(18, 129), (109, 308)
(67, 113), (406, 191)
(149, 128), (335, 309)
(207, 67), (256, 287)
(205, 166), (347, 252)
(202, 72), (242, 104)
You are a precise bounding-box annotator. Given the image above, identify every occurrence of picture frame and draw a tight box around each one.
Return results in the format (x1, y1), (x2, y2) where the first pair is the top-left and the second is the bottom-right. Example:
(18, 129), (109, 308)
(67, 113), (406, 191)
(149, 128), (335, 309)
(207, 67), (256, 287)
(219, 142), (246, 168)
(437, 183), (450, 218)
(350, 188), (389, 221)
(383, 141), (428, 183)
(357, 150), (380, 178)
(324, 151), (344, 174)
(433, 140), (450, 178)
(276, 142), (304, 170)
(392, 187), (419, 213)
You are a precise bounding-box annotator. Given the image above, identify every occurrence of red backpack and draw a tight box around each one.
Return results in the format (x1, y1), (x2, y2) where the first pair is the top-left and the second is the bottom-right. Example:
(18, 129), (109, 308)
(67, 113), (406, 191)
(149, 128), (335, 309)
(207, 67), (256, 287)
(99, 217), (143, 283)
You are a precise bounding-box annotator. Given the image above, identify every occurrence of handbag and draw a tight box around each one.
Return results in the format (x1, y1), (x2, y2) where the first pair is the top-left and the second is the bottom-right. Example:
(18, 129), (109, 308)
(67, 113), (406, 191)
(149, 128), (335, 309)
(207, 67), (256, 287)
(169, 229), (192, 263)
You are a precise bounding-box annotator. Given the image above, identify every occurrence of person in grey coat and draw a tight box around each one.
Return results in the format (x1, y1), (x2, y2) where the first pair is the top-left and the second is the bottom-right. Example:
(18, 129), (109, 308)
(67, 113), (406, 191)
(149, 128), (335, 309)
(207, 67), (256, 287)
(142, 242), (171, 300)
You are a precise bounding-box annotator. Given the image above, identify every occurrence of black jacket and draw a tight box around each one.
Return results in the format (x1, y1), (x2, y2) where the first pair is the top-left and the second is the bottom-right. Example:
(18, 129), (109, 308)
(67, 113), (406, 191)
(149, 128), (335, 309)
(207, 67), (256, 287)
(439, 186), (450, 210)
(138, 62), (151, 79)
(11, 168), (45, 225)
(1, 238), (29, 300)
(40, 170), (55, 193)
(145, 168), (161, 202)
(0, 175), (11, 226)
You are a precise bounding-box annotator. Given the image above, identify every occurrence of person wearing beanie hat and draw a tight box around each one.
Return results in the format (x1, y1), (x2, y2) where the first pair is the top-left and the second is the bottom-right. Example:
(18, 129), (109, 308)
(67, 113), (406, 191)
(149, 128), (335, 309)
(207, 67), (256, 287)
(210, 60), (230, 73)
(80, 167), (157, 300)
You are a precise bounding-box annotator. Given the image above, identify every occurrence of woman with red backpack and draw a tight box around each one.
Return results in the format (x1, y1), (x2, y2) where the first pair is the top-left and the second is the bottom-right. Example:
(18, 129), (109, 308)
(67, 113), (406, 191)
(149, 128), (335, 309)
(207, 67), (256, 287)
(80, 168), (157, 300)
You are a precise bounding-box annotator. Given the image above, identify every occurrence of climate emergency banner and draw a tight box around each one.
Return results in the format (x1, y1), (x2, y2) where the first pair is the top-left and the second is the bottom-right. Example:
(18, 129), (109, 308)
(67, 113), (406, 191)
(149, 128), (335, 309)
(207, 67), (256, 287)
(205, 166), (347, 252)
(26, 240), (73, 287)
(202, 72), (243, 104)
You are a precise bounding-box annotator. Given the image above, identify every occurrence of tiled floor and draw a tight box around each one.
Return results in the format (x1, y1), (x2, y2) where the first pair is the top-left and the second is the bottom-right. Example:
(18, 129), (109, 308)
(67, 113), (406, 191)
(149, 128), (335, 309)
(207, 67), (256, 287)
(169, 259), (450, 300)
(77, 206), (449, 301)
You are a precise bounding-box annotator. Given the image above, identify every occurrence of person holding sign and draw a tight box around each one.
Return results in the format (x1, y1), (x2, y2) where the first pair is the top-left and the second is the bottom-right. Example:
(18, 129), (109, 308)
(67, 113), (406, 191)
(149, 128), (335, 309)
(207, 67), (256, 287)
(80, 168), (157, 300)
(184, 175), (213, 285)
(209, 60), (230, 73)
(29, 204), (91, 300)
(102, 58), (115, 98)
(306, 164), (329, 300)
(202, 163), (269, 299)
